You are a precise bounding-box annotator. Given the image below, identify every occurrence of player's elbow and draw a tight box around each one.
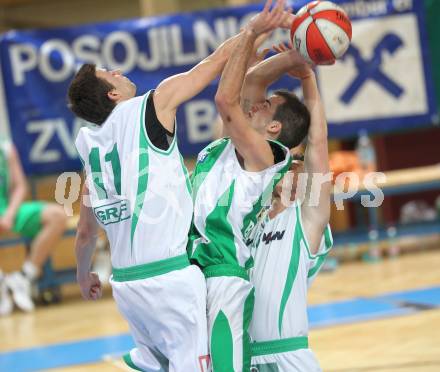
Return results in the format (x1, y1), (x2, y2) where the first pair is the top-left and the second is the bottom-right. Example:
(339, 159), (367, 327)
(215, 93), (234, 115)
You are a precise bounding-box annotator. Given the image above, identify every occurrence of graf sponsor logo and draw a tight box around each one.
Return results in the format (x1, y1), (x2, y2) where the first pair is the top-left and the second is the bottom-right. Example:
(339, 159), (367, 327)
(94, 200), (131, 225)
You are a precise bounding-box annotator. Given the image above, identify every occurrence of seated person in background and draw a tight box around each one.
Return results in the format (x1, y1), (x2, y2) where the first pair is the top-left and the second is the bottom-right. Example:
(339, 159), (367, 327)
(0, 138), (67, 315)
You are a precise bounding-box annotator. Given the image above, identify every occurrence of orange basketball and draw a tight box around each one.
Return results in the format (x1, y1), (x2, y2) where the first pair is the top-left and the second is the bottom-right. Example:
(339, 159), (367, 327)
(291, 1), (352, 65)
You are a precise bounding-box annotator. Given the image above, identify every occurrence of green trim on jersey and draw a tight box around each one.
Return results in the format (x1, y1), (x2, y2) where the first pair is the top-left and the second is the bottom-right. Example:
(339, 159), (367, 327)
(142, 92), (177, 156)
(191, 181), (237, 268)
(203, 264), (249, 280)
(308, 226), (333, 278)
(278, 219), (302, 335)
(130, 94), (150, 250)
(250, 336), (309, 357)
(122, 353), (144, 371)
(211, 310), (234, 372)
(295, 202), (333, 259)
(112, 253), (189, 282)
(179, 153), (192, 196)
(191, 138), (229, 201)
(307, 255), (326, 278)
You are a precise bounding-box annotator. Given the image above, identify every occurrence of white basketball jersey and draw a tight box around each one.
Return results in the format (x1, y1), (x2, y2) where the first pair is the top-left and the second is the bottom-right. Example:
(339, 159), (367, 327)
(250, 201), (333, 341)
(75, 91), (193, 269)
(189, 138), (291, 270)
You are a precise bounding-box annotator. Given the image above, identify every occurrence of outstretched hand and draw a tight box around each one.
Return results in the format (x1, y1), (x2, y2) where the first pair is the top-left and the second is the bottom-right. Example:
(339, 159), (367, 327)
(247, 0), (292, 36)
(272, 42), (314, 80)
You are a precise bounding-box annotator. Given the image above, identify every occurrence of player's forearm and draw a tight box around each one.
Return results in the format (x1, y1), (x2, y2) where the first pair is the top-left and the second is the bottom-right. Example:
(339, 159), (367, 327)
(155, 33), (241, 112)
(241, 52), (294, 112)
(302, 73), (327, 146)
(216, 29), (257, 110)
(246, 52), (294, 89)
(75, 230), (98, 279)
(301, 72), (331, 226)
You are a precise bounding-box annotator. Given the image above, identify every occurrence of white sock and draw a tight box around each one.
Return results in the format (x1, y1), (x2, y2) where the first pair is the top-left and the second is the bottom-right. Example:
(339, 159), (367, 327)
(22, 261), (39, 281)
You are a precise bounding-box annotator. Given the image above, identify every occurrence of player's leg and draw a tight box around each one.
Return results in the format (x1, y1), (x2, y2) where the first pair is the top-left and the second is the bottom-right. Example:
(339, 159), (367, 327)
(157, 265), (209, 372)
(111, 279), (168, 371)
(6, 202), (66, 311)
(26, 203), (67, 268)
(111, 265), (209, 372)
(207, 276), (254, 372)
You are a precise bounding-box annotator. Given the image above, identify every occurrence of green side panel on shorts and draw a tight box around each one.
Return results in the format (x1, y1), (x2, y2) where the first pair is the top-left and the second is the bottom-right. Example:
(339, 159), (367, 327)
(211, 310), (234, 372)
(192, 181), (237, 267)
(190, 138), (229, 201)
(242, 288), (255, 372)
(130, 95), (149, 251)
(251, 363), (279, 372)
(123, 353), (144, 371)
(13, 201), (45, 238)
(278, 219), (301, 335)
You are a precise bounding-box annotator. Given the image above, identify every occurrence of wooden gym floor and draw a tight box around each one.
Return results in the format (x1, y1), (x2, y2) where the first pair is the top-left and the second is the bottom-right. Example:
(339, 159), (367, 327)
(1, 248), (439, 372)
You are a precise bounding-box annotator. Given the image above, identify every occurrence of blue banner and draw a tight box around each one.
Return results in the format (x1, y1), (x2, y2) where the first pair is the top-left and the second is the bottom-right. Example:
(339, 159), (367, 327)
(0, 0), (437, 175)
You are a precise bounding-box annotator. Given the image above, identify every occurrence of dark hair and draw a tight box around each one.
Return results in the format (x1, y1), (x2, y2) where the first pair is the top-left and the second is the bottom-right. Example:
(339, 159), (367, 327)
(272, 90), (310, 148)
(68, 64), (116, 125)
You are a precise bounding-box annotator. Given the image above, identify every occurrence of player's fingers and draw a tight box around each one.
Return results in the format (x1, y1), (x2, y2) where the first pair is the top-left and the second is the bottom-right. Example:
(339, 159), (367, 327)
(257, 48), (271, 61)
(272, 44), (281, 53)
(281, 8), (293, 26)
(274, 0), (286, 17)
(263, 0), (272, 13)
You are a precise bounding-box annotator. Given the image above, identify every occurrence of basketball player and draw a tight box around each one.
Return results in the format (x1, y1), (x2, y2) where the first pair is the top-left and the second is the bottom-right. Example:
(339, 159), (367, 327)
(68, 32), (243, 372)
(188, 1), (310, 371)
(246, 45), (333, 372)
(0, 138), (67, 315)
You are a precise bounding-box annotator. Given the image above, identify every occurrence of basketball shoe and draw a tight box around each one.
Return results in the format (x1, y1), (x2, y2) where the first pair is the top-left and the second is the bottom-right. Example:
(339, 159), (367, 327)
(0, 270), (13, 316)
(6, 271), (35, 312)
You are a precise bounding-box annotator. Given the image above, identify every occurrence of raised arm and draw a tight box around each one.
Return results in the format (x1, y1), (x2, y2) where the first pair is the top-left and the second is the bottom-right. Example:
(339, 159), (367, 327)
(215, 0), (290, 172)
(299, 64), (331, 254)
(242, 50), (296, 113)
(75, 184), (101, 301)
(152, 33), (241, 132)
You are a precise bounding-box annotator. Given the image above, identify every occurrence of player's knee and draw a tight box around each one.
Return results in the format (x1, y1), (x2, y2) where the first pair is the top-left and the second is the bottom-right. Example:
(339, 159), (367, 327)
(44, 204), (68, 228)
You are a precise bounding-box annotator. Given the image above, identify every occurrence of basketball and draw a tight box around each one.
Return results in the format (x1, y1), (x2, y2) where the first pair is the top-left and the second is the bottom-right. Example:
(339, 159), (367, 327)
(290, 1), (352, 65)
